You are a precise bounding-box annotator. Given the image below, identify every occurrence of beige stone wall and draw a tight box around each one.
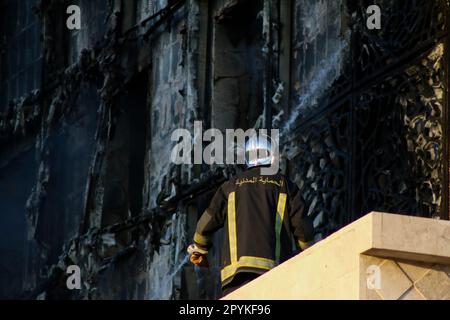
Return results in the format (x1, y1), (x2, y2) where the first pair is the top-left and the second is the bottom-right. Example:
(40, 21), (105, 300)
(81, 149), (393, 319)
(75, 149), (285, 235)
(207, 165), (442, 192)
(360, 255), (450, 300)
(223, 212), (450, 300)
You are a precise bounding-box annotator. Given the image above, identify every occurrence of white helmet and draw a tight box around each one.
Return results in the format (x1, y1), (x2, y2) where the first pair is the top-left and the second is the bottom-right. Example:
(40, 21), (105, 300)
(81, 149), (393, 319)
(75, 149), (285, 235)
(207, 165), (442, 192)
(245, 134), (274, 168)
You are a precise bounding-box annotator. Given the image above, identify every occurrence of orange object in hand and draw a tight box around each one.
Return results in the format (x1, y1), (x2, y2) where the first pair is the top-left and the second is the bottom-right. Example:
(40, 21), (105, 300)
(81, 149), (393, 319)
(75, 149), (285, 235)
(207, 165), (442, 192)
(190, 252), (209, 268)
(187, 243), (209, 268)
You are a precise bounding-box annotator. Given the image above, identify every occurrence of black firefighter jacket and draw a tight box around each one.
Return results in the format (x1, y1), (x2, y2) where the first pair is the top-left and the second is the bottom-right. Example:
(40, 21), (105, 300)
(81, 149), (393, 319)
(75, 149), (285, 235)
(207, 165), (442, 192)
(193, 166), (314, 287)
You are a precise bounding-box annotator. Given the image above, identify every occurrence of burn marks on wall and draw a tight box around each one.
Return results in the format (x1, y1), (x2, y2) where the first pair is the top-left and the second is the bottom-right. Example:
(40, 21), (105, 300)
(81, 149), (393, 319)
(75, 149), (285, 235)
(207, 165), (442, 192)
(211, 0), (265, 131)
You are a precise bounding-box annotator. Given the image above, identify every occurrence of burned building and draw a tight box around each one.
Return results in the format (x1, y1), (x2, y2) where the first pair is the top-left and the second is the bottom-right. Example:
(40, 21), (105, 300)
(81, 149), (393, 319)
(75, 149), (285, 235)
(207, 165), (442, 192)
(0, 0), (448, 300)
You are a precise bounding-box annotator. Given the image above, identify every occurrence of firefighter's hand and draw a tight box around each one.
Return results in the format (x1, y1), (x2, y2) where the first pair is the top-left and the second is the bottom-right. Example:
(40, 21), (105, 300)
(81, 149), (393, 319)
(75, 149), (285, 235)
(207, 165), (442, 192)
(190, 252), (209, 268)
(187, 244), (209, 268)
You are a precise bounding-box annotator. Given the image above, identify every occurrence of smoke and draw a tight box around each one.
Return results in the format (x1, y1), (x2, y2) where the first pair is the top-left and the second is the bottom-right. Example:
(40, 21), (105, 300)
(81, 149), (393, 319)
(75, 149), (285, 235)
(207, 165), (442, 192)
(281, 42), (347, 138)
(148, 253), (190, 300)
(166, 253), (190, 281)
(279, 0), (349, 139)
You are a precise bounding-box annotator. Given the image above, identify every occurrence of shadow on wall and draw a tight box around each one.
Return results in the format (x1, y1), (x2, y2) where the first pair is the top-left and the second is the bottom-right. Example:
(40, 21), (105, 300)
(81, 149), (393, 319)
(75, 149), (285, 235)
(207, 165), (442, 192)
(0, 146), (36, 299)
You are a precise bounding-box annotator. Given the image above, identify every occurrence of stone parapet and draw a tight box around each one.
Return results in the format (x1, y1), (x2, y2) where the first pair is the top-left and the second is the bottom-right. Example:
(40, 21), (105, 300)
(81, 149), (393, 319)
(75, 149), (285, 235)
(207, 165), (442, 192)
(223, 212), (450, 300)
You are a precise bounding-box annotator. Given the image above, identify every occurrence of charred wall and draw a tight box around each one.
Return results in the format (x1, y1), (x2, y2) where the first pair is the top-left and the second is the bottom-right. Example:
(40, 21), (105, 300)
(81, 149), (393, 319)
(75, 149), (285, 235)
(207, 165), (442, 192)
(0, 0), (448, 300)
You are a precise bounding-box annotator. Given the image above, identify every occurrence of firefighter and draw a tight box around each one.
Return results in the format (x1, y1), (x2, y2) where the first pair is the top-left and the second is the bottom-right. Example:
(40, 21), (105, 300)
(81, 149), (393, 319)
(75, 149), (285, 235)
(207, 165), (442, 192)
(187, 135), (315, 297)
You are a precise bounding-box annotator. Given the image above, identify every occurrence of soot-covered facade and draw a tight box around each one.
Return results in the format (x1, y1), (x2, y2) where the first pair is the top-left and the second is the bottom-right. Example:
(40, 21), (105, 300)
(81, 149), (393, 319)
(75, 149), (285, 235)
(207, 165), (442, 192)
(0, 0), (449, 299)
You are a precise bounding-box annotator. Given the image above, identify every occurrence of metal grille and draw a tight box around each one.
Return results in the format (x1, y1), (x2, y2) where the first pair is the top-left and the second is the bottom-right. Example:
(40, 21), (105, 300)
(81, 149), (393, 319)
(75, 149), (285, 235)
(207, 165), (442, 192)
(289, 0), (449, 237)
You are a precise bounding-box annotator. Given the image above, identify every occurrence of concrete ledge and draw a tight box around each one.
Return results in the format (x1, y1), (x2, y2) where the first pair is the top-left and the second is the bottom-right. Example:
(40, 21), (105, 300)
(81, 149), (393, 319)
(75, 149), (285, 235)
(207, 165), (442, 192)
(222, 212), (450, 300)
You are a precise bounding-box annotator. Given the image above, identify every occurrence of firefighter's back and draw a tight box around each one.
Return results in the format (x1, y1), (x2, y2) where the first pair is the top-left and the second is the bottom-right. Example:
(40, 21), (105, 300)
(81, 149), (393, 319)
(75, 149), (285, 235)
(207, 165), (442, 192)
(219, 166), (297, 286)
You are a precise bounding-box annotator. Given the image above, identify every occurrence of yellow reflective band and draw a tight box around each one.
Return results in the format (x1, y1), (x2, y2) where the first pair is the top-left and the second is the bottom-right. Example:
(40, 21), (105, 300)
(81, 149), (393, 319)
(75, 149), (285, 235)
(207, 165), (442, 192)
(227, 192), (237, 263)
(193, 232), (210, 247)
(221, 256), (276, 282)
(298, 240), (313, 250)
(275, 193), (287, 263)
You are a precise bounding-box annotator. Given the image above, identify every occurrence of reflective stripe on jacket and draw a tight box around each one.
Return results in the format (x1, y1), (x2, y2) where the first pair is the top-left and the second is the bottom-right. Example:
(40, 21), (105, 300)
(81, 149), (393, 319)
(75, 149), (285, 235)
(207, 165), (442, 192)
(193, 166), (314, 287)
